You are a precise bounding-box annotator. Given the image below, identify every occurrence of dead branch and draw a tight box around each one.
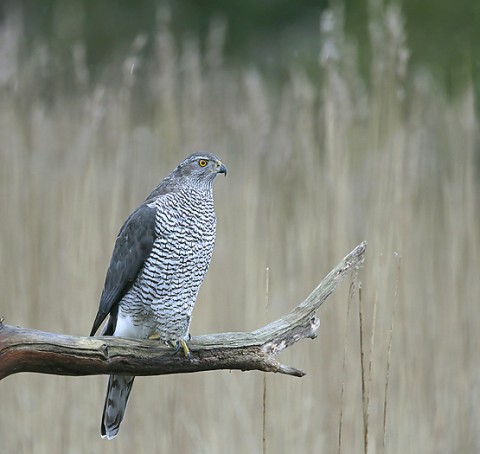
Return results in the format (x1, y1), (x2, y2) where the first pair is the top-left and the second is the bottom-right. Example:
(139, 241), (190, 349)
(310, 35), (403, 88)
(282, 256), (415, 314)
(0, 242), (366, 381)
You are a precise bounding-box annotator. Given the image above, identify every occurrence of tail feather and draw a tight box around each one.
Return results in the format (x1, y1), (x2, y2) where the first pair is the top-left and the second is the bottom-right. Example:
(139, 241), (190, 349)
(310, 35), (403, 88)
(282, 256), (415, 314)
(101, 374), (135, 439)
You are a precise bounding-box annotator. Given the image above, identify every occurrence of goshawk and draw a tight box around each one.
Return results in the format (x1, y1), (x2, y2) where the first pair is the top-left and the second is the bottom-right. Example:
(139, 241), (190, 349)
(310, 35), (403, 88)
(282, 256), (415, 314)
(90, 152), (227, 439)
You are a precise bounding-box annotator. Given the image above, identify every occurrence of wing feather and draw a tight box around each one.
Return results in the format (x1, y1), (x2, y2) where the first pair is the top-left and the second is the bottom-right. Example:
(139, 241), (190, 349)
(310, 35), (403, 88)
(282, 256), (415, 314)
(90, 204), (157, 336)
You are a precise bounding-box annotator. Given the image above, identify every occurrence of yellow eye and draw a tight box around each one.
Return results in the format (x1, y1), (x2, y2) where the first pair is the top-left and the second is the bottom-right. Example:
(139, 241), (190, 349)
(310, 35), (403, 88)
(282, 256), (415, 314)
(198, 159), (208, 167)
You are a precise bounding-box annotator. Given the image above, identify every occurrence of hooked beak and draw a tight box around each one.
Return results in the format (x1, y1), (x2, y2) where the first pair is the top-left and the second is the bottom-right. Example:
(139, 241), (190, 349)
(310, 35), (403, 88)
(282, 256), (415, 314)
(217, 161), (227, 176)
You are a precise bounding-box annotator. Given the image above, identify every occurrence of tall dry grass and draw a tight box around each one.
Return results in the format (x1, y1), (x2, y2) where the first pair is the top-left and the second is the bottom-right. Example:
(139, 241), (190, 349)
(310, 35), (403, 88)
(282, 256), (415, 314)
(1, 4), (479, 453)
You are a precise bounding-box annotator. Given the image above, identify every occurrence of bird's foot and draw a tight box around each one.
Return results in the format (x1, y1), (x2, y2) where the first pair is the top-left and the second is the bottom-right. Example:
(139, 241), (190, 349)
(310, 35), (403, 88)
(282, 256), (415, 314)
(148, 332), (161, 340)
(171, 338), (191, 358)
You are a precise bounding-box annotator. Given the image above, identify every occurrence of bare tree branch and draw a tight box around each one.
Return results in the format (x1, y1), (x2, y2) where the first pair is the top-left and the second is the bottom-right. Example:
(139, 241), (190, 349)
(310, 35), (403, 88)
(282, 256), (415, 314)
(0, 242), (366, 381)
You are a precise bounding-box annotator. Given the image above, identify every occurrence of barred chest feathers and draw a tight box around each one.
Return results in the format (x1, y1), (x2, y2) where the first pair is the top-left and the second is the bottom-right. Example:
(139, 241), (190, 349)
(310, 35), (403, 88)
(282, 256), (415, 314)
(117, 187), (217, 341)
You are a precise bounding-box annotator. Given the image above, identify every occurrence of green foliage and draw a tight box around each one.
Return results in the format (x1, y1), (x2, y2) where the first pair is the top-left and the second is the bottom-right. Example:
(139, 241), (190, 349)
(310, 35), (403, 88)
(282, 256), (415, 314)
(5, 0), (479, 93)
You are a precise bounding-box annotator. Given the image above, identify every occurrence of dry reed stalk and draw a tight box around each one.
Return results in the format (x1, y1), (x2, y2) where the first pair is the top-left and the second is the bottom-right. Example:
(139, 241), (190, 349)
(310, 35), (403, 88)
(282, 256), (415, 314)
(338, 274), (357, 454)
(358, 283), (368, 454)
(383, 253), (401, 452)
(263, 266), (270, 454)
(361, 282), (378, 454)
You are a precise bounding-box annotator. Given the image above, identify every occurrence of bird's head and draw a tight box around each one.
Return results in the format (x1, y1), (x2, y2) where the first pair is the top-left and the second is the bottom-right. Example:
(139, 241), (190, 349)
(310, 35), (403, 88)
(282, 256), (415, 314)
(173, 152), (227, 188)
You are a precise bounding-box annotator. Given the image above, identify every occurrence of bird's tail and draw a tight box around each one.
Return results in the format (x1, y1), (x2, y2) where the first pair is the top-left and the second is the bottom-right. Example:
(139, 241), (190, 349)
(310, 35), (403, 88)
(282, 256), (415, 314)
(101, 374), (135, 440)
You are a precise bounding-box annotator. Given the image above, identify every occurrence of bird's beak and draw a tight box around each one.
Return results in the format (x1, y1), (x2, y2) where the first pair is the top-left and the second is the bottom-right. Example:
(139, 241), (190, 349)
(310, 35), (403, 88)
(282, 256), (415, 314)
(217, 161), (227, 176)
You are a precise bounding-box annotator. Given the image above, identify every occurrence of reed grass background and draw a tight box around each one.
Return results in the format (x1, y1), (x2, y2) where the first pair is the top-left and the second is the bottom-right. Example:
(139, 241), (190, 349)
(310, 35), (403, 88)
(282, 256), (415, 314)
(1, 4), (479, 453)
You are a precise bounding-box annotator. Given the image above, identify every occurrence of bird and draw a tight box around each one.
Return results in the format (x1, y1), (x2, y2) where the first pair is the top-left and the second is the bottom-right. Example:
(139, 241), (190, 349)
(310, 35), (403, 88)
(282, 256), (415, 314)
(90, 152), (227, 439)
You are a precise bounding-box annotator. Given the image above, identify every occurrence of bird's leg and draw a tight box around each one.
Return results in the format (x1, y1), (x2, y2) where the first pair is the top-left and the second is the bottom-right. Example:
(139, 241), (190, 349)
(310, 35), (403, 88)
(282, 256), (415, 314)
(178, 338), (190, 357)
(170, 338), (191, 358)
(150, 333), (190, 357)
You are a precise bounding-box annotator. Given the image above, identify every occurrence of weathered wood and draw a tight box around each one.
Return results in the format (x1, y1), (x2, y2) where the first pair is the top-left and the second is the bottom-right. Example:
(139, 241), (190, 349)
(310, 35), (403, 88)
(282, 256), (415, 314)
(0, 242), (366, 381)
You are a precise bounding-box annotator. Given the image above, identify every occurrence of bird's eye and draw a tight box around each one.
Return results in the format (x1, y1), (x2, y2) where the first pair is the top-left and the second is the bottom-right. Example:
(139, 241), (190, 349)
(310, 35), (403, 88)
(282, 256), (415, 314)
(198, 159), (208, 167)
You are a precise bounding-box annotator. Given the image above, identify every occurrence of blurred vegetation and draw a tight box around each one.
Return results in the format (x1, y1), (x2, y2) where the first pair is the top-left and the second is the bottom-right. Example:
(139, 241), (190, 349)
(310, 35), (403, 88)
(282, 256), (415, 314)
(3, 0), (479, 95)
(1, 1), (479, 453)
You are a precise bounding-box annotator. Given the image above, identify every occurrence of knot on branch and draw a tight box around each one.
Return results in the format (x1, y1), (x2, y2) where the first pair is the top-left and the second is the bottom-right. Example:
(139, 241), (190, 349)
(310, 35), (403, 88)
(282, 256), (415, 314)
(99, 343), (109, 359)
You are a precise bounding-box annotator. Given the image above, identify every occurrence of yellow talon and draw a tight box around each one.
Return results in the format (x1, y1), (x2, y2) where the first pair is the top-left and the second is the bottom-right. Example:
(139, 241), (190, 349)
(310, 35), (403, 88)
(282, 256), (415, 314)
(178, 338), (190, 357)
(167, 338), (191, 357)
(148, 332), (161, 340)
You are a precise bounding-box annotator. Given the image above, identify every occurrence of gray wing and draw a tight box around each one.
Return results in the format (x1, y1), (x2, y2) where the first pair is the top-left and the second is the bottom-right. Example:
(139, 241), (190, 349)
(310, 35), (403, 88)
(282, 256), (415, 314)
(90, 204), (157, 336)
